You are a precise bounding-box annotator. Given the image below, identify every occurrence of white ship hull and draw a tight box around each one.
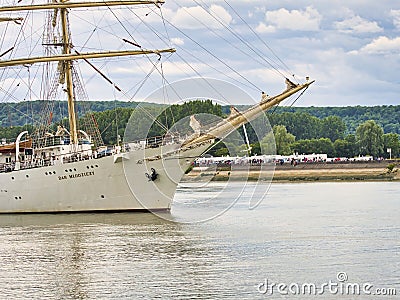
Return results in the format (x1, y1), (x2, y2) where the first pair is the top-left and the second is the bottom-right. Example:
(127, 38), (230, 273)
(0, 142), (211, 213)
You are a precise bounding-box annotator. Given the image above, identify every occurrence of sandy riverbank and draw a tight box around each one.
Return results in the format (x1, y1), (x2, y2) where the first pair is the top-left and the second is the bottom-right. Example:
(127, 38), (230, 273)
(182, 161), (400, 182)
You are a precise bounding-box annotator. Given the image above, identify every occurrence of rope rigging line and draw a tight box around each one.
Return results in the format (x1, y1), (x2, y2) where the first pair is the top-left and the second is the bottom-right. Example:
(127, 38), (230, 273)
(222, 0), (294, 80)
(171, 53), (233, 105)
(159, 60), (175, 130)
(0, 9), (30, 101)
(181, 1), (278, 76)
(128, 8), (270, 117)
(108, 7), (218, 134)
(175, 45), (261, 92)
(77, 15), (104, 52)
(269, 85), (310, 115)
(121, 9), (231, 131)
(125, 5), (263, 94)
(105, 5), (142, 48)
(192, 0), (287, 80)
(152, 12), (262, 93)
(101, 5), (183, 104)
(289, 85), (309, 107)
(127, 8), (262, 94)
(159, 5), (171, 46)
(140, 11), (233, 107)
(119, 5), (258, 110)
(0, 102), (39, 125)
(119, 59), (171, 133)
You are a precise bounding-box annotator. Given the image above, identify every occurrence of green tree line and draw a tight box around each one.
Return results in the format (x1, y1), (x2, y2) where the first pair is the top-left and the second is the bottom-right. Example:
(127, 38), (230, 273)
(2, 101), (399, 134)
(252, 120), (399, 159)
(0, 101), (399, 158)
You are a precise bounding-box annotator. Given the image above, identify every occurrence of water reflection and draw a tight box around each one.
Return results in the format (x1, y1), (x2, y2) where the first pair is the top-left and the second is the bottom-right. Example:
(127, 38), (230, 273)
(0, 182), (399, 299)
(0, 212), (169, 228)
(0, 212), (223, 299)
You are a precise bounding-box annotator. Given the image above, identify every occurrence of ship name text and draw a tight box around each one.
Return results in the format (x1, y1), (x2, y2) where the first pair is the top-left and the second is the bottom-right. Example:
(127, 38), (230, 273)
(58, 171), (95, 181)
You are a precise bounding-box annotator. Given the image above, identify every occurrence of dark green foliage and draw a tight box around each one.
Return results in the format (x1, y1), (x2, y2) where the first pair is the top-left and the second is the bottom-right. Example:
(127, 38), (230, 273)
(320, 116), (346, 141)
(0, 100), (222, 145)
(355, 120), (384, 157)
(267, 112), (346, 140)
(149, 99), (223, 137)
(333, 139), (351, 157)
(215, 147), (230, 157)
(272, 105), (400, 134)
(0, 125), (34, 141)
(250, 142), (261, 156)
(0, 100), (137, 127)
(91, 107), (135, 145)
(291, 138), (335, 157)
(272, 125), (295, 155)
(1, 101), (399, 158)
(344, 134), (358, 157)
(387, 163), (396, 172)
(383, 133), (400, 158)
(268, 112), (318, 140)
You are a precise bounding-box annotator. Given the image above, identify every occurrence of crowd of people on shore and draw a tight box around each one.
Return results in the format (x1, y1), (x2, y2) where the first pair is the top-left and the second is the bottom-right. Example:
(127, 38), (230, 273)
(193, 154), (383, 167)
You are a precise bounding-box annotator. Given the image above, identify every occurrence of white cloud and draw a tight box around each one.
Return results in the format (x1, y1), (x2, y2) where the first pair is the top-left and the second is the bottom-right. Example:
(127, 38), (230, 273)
(255, 22), (275, 34)
(159, 61), (209, 76)
(265, 6), (322, 31)
(358, 36), (400, 54)
(171, 5), (232, 30)
(170, 37), (184, 46)
(334, 15), (383, 34)
(390, 9), (400, 30)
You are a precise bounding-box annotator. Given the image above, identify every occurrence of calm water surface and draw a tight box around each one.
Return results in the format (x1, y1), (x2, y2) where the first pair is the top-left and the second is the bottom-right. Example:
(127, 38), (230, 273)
(0, 182), (399, 299)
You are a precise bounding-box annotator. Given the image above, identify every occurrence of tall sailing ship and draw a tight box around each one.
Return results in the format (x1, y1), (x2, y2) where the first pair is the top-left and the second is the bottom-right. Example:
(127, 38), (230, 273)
(0, 1), (313, 213)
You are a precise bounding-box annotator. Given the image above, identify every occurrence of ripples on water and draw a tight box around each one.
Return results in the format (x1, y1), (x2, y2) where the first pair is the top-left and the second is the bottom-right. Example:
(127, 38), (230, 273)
(0, 182), (399, 299)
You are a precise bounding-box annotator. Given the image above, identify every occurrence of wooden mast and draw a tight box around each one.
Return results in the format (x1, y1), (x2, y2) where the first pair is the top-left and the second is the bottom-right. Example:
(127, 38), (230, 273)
(0, 1), (166, 12)
(0, 17), (23, 23)
(0, 50), (176, 67)
(0, 0), (175, 146)
(60, 0), (78, 145)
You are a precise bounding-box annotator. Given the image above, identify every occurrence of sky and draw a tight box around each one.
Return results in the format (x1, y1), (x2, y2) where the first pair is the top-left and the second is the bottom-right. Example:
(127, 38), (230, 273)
(157, 0), (400, 106)
(0, 0), (399, 107)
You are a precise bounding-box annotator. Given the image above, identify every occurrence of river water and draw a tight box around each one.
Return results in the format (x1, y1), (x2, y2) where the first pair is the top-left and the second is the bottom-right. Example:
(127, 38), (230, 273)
(0, 182), (399, 299)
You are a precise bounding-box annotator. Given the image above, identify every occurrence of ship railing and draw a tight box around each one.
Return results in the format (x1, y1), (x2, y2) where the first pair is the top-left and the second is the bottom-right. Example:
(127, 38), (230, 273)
(0, 134), (191, 173)
(0, 154), (96, 173)
(126, 133), (190, 150)
(33, 136), (91, 148)
(33, 136), (64, 148)
(1, 137), (14, 145)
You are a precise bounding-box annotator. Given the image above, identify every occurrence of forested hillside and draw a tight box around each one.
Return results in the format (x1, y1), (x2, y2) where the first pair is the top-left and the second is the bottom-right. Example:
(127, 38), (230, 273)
(0, 100), (137, 127)
(0, 100), (399, 158)
(272, 106), (400, 134)
(1, 101), (399, 134)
